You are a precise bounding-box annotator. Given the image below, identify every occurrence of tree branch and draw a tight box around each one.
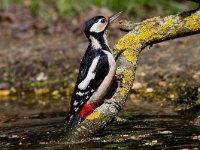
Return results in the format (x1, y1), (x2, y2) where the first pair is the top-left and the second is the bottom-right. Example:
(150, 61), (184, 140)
(59, 7), (200, 144)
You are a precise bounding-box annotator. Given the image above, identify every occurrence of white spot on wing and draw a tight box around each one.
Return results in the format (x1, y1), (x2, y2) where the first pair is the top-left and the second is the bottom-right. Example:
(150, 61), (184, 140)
(74, 107), (79, 112)
(73, 100), (78, 106)
(78, 56), (100, 90)
(76, 91), (84, 96)
(69, 115), (73, 121)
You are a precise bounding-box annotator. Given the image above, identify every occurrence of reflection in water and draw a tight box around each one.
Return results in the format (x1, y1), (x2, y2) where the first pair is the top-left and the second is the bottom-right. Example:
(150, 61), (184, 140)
(0, 98), (200, 149)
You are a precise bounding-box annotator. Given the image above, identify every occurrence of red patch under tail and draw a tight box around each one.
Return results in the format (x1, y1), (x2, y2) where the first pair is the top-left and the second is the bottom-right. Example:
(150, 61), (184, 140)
(79, 102), (97, 119)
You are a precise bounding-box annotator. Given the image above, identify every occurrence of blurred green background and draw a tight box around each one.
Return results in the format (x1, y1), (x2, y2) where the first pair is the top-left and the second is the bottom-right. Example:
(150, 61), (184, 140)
(0, 0), (193, 20)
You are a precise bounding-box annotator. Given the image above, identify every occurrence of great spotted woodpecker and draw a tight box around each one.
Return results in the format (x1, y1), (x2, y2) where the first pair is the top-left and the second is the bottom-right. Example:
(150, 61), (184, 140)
(65, 12), (122, 128)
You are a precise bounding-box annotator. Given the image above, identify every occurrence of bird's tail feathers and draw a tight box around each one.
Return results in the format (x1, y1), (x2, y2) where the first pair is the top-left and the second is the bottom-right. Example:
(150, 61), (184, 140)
(70, 114), (81, 128)
(64, 112), (81, 129)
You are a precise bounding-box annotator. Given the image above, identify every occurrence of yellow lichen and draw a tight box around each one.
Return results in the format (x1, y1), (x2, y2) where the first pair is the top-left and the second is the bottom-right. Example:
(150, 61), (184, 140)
(185, 15), (200, 31)
(138, 21), (156, 40)
(116, 12), (200, 66)
(164, 17), (174, 29)
(116, 33), (136, 51)
(157, 17), (177, 38)
(108, 97), (115, 101)
(116, 69), (134, 96)
(116, 69), (133, 80)
(86, 111), (100, 120)
(177, 21), (184, 29)
(119, 87), (127, 96)
(124, 69), (134, 79)
(123, 49), (139, 65)
(116, 33), (139, 65)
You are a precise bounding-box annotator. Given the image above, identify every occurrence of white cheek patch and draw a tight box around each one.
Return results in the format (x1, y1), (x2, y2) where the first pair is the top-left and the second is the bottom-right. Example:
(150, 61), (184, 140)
(78, 56), (100, 90)
(90, 20), (107, 33)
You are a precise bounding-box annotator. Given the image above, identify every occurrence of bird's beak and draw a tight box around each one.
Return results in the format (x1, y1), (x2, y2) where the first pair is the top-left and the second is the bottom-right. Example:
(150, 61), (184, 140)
(109, 11), (123, 23)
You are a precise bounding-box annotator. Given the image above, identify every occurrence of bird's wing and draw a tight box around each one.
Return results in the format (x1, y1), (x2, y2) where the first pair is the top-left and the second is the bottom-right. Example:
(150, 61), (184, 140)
(65, 51), (110, 127)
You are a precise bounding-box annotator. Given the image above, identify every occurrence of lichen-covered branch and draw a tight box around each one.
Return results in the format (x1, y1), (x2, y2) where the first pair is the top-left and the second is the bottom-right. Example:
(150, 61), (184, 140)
(118, 8), (200, 51)
(59, 7), (200, 144)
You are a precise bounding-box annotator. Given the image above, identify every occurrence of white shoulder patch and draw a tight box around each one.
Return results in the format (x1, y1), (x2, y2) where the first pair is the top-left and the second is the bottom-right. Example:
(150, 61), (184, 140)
(78, 56), (100, 90)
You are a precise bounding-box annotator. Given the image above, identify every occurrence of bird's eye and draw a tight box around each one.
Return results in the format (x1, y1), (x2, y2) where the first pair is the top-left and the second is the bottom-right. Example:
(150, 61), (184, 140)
(101, 19), (106, 23)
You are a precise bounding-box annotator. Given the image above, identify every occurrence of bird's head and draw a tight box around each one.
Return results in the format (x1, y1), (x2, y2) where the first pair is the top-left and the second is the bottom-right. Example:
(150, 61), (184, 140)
(84, 12), (122, 39)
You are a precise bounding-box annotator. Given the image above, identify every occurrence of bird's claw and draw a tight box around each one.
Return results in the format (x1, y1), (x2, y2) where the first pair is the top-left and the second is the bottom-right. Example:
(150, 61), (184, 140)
(115, 74), (124, 87)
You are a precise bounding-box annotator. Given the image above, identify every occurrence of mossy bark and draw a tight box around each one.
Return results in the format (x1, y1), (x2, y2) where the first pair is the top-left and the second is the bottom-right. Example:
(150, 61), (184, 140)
(59, 7), (200, 144)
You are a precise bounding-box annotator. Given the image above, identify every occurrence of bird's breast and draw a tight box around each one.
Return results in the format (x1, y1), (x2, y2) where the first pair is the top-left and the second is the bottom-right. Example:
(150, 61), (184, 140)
(89, 50), (116, 102)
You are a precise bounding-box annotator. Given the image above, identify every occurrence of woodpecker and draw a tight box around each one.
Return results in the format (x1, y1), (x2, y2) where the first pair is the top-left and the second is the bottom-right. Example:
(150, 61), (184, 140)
(65, 12), (122, 128)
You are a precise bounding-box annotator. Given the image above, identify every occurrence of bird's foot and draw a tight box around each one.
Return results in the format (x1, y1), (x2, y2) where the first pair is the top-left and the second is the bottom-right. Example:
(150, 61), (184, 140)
(113, 49), (125, 61)
(104, 100), (121, 111)
(115, 74), (124, 88)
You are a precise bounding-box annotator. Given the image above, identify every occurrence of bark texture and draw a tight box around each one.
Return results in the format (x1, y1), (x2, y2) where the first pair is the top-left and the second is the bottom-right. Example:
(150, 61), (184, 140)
(59, 6), (200, 144)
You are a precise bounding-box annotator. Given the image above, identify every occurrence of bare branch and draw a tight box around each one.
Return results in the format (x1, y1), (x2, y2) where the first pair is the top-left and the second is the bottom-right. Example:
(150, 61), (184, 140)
(59, 7), (200, 144)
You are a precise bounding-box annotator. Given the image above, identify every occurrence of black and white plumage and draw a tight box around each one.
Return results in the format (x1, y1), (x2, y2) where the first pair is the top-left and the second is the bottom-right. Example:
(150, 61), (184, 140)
(65, 12), (122, 128)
